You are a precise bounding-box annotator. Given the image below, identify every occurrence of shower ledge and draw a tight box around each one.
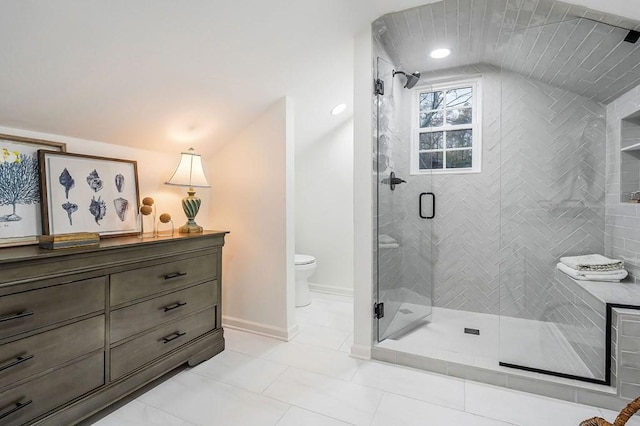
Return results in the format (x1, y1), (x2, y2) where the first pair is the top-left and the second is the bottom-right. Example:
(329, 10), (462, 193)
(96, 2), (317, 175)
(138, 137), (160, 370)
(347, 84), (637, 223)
(557, 270), (640, 305)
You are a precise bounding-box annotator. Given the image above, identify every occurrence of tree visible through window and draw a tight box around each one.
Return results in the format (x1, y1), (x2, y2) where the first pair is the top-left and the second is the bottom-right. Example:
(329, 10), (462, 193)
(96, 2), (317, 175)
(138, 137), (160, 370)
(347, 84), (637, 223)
(414, 79), (480, 173)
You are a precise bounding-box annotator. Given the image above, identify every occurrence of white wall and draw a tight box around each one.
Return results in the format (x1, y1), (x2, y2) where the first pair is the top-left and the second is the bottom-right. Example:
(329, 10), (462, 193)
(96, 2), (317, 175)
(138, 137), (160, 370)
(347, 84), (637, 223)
(209, 97), (297, 341)
(0, 125), (200, 232)
(295, 119), (354, 295)
(352, 27), (374, 359)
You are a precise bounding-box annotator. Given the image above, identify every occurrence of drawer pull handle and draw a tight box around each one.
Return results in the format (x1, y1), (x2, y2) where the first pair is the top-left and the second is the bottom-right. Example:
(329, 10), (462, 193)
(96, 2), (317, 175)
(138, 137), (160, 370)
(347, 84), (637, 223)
(0, 354), (34, 373)
(161, 331), (186, 344)
(164, 272), (188, 280)
(163, 302), (187, 312)
(0, 311), (34, 323)
(0, 399), (32, 421)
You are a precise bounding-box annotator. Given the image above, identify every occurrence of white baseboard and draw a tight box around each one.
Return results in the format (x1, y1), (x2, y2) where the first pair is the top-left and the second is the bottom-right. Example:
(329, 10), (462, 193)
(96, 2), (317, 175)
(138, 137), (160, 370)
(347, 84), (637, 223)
(350, 344), (372, 360)
(223, 315), (300, 341)
(308, 283), (354, 297)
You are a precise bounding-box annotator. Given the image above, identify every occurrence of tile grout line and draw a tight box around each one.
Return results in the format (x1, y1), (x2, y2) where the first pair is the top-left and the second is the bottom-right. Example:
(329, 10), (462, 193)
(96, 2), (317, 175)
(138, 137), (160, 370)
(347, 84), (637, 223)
(272, 404), (293, 426)
(100, 399), (200, 426)
(367, 390), (386, 426)
(261, 366), (362, 426)
(350, 361), (473, 414)
(132, 374), (207, 425)
(338, 331), (355, 351)
(261, 365), (294, 396)
(153, 369), (293, 415)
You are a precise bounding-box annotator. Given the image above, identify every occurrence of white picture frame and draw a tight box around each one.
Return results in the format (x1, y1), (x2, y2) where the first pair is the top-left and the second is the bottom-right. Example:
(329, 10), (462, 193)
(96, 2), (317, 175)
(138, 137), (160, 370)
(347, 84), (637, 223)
(0, 134), (66, 247)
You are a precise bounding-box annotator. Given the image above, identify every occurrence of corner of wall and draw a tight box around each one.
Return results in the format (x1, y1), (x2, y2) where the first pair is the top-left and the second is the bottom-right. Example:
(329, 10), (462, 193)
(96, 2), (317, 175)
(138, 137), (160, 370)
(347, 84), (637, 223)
(353, 27), (374, 351)
(209, 97), (298, 340)
(284, 96), (297, 338)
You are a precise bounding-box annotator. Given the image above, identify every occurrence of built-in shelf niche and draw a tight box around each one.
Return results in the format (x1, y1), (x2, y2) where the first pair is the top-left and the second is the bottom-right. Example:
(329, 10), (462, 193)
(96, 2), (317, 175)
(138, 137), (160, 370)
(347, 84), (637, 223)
(620, 110), (640, 202)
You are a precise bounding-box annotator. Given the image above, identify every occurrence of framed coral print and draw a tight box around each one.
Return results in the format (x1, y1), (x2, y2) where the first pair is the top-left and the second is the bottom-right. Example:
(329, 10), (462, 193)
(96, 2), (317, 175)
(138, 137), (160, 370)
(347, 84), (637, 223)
(39, 151), (140, 237)
(0, 134), (66, 247)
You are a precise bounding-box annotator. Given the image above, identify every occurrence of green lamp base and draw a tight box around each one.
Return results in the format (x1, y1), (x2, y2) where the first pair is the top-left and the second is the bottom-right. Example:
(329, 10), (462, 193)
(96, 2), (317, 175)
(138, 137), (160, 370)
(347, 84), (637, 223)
(179, 222), (203, 234)
(179, 188), (204, 234)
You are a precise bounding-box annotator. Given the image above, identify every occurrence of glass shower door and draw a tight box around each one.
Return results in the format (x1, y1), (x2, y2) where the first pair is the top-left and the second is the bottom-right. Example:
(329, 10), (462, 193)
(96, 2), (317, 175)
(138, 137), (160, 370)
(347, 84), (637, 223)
(375, 57), (434, 341)
(497, 19), (608, 382)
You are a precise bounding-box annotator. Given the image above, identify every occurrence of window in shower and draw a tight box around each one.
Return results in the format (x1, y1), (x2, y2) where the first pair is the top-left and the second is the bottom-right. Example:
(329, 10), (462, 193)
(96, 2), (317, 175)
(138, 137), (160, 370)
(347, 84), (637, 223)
(411, 78), (481, 174)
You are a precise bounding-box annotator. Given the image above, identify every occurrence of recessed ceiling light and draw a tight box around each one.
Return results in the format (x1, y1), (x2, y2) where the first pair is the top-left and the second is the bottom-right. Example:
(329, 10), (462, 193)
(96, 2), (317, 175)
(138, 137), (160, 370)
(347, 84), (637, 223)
(430, 48), (451, 59)
(331, 103), (347, 115)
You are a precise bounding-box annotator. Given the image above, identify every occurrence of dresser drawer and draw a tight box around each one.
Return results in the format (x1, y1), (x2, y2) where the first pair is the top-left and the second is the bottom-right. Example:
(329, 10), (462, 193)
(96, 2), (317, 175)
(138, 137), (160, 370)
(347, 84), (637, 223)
(111, 308), (216, 380)
(0, 316), (104, 391)
(110, 253), (217, 306)
(0, 352), (104, 426)
(110, 281), (216, 343)
(0, 277), (105, 340)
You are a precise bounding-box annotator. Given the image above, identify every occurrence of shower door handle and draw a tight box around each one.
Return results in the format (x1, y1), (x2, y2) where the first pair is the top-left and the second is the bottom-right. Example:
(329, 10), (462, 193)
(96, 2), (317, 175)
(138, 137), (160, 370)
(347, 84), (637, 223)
(419, 192), (435, 219)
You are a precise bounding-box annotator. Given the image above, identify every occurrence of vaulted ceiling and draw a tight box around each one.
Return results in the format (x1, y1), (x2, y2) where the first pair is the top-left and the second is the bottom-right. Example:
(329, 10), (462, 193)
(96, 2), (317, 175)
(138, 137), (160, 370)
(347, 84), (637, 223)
(0, 0), (380, 156)
(0, 0), (638, 156)
(375, 0), (640, 104)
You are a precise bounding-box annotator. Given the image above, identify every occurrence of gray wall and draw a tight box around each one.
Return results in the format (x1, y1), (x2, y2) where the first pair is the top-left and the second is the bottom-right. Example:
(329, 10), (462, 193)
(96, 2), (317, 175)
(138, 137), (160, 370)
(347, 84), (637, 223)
(499, 69), (606, 319)
(375, 49), (435, 315)
(548, 270), (606, 380)
(613, 307), (640, 400)
(373, 51), (607, 317)
(620, 119), (640, 201)
(412, 64), (502, 315)
(430, 65), (605, 317)
(606, 83), (640, 282)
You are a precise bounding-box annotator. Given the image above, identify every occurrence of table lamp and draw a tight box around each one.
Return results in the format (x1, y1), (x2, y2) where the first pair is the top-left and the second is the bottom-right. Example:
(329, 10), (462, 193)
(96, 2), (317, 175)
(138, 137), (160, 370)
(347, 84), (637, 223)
(165, 148), (210, 233)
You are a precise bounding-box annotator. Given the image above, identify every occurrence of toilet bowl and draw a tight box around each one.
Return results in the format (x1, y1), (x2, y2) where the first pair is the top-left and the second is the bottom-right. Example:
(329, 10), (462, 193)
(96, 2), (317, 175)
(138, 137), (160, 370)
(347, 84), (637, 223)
(295, 254), (316, 307)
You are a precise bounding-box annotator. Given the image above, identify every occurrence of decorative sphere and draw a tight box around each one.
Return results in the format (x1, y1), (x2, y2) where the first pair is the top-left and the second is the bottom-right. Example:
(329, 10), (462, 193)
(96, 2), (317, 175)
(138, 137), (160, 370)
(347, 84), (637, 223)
(142, 197), (154, 206)
(140, 205), (153, 215)
(159, 213), (171, 223)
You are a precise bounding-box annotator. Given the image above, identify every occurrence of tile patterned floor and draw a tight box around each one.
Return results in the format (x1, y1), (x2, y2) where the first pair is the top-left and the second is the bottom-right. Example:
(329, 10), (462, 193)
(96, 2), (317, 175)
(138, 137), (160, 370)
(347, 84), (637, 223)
(92, 293), (637, 425)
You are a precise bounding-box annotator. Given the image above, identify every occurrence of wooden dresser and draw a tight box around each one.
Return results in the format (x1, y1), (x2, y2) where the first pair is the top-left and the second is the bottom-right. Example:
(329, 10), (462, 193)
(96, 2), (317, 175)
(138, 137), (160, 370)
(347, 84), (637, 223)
(0, 231), (227, 425)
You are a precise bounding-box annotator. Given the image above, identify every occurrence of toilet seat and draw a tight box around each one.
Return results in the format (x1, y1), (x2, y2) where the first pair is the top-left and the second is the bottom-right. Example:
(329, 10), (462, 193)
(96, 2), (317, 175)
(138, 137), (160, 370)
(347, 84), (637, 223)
(295, 254), (315, 266)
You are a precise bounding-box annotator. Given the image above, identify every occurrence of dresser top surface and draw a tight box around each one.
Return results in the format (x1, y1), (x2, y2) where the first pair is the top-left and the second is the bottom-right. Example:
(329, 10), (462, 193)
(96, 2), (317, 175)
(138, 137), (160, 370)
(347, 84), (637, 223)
(0, 230), (229, 264)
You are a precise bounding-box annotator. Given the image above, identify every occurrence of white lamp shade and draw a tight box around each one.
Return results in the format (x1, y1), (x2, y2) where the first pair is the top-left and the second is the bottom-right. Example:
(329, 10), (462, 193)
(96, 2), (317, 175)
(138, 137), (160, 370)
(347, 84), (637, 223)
(165, 149), (210, 188)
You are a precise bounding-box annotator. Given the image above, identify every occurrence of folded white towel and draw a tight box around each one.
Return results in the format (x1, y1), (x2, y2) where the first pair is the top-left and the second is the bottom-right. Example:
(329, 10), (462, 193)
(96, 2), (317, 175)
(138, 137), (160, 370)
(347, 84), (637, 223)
(557, 263), (627, 282)
(560, 254), (623, 272)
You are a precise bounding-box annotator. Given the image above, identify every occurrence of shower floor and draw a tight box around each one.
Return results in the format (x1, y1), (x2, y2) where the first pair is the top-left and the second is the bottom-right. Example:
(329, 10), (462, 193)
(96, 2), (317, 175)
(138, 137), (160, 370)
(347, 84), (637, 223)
(376, 307), (594, 379)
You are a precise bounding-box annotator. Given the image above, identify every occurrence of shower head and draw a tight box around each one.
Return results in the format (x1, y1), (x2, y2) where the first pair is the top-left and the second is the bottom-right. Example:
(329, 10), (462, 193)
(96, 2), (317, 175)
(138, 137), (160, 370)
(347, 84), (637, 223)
(393, 70), (421, 89)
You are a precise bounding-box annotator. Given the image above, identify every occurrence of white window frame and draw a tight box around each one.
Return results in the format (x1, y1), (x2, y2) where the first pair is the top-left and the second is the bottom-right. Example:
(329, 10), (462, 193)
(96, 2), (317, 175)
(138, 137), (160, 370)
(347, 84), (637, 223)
(410, 77), (482, 175)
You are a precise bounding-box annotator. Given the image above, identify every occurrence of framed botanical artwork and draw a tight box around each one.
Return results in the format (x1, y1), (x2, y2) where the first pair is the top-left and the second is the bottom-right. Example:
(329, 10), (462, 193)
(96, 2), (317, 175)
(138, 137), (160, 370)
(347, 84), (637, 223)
(39, 151), (140, 237)
(0, 134), (66, 247)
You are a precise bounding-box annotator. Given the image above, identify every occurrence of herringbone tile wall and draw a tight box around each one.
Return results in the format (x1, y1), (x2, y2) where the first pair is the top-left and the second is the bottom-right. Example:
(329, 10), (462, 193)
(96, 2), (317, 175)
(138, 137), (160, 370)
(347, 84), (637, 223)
(426, 65), (503, 315)
(499, 68), (606, 319)
(605, 84), (640, 283)
(373, 54), (607, 318)
(548, 270), (606, 380)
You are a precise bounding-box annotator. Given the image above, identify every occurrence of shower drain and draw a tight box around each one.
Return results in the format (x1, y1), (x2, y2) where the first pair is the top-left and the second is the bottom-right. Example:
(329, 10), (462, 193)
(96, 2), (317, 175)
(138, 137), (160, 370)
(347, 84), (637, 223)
(398, 308), (413, 314)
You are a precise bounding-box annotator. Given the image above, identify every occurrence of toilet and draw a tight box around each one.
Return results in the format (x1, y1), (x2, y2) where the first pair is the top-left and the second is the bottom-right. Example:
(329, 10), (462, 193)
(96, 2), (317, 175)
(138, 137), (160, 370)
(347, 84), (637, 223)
(295, 254), (316, 307)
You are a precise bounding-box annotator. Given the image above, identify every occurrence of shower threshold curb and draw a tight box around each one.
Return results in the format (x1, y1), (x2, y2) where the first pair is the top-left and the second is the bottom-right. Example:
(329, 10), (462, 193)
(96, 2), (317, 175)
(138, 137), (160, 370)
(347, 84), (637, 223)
(371, 346), (626, 412)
